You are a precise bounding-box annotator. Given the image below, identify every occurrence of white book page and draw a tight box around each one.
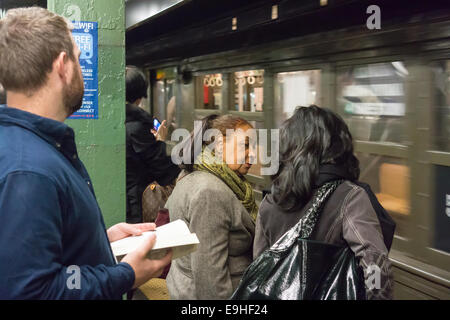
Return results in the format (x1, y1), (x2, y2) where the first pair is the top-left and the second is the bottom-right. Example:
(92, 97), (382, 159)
(110, 219), (199, 260)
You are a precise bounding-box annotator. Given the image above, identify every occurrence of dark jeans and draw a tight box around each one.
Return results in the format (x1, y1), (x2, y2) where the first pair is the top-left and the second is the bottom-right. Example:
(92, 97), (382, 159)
(126, 184), (145, 224)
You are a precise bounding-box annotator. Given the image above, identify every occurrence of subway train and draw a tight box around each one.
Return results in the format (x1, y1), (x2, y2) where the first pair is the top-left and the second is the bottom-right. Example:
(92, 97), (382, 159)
(126, 0), (450, 299)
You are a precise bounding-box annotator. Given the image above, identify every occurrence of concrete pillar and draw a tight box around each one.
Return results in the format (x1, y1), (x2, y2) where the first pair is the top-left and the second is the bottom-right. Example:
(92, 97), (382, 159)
(48, 0), (126, 228)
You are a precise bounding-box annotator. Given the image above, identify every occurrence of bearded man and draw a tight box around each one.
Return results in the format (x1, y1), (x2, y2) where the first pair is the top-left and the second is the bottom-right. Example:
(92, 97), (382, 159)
(0, 7), (171, 299)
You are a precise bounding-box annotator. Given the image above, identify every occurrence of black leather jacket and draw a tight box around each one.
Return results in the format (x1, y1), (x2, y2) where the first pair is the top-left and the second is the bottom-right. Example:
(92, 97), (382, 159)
(125, 103), (180, 223)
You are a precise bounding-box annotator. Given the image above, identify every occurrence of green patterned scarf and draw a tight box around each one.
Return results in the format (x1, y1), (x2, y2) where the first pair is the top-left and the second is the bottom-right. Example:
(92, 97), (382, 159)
(193, 147), (258, 221)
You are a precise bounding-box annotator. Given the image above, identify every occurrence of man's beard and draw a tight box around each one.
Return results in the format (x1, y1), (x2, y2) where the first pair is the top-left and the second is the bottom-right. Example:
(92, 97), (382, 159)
(63, 64), (84, 117)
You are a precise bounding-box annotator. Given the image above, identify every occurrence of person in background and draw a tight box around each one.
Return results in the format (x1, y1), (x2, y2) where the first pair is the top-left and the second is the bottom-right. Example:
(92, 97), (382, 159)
(165, 114), (257, 299)
(0, 83), (6, 105)
(125, 66), (180, 224)
(0, 7), (171, 299)
(253, 105), (393, 300)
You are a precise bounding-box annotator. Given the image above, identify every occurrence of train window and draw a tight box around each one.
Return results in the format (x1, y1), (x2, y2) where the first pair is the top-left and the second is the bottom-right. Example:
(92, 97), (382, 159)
(152, 69), (176, 129)
(356, 152), (411, 239)
(431, 61), (450, 254)
(196, 73), (223, 110)
(231, 70), (264, 112)
(432, 60), (450, 152)
(274, 69), (321, 128)
(337, 62), (409, 145)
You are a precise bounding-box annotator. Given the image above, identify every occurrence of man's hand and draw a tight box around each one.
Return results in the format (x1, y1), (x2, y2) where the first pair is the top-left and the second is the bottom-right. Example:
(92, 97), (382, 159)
(107, 222), (156, 243)
(121, 233), (173, 288)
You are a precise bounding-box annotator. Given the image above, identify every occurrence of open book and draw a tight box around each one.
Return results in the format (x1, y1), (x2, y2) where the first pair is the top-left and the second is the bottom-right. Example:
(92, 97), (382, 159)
(110, 219), (200, 260)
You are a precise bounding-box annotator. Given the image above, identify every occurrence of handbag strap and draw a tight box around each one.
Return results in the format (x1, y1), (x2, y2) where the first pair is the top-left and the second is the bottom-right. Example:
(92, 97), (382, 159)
(271, 179), (344, 252)
(298, 179), (344, 239)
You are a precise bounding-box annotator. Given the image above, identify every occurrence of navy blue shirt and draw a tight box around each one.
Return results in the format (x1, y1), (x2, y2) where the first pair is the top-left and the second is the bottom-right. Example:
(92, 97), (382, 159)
(0, 107), (134, 299)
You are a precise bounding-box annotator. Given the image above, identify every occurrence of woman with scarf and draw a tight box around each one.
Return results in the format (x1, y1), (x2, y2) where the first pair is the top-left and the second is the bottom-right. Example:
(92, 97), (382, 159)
(165, 114), (257, 299)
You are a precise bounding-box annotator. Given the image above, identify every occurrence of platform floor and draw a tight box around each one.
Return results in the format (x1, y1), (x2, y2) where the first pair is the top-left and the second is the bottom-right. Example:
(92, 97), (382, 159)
(132, 278), (170, 300)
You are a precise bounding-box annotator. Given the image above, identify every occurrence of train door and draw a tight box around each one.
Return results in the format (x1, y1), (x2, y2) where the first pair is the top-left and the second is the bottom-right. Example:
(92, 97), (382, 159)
(152, 68), (177, 135)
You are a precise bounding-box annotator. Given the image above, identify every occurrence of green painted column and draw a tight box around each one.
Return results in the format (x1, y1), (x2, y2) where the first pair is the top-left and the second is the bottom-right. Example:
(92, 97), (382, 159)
(48, 0), (126, 228)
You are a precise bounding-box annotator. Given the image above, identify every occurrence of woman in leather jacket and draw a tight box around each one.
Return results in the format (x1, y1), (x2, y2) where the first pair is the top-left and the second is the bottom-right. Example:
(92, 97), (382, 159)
(253, 105), (394, 300)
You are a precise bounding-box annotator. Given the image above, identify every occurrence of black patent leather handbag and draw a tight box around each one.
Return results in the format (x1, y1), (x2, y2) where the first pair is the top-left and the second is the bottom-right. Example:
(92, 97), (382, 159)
(231, 180), (367, 300)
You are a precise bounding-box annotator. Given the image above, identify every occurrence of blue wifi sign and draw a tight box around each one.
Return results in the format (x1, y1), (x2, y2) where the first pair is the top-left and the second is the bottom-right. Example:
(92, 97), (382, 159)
(70, 21), (98, 119)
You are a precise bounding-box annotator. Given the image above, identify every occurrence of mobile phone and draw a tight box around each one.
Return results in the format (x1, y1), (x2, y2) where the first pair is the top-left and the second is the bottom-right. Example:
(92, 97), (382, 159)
(153, 117), (161, 131)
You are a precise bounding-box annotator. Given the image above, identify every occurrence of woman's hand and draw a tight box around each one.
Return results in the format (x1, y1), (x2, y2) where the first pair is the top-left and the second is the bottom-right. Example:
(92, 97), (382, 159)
(151, 120), (168, 141)
(107, 222), (156, 243)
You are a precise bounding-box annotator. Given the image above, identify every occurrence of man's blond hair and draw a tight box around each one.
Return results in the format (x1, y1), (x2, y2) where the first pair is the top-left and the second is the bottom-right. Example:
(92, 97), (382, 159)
(0, 7), (74, 94)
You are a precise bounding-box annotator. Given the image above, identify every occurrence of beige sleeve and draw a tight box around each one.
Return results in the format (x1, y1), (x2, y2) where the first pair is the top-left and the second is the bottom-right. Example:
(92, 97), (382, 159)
(253, 199), (271, 259)
(188, 188), (233, 299)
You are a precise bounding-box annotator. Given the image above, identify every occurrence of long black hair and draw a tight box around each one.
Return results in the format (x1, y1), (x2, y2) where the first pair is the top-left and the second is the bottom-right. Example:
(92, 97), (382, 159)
(271, 105), (360, 212)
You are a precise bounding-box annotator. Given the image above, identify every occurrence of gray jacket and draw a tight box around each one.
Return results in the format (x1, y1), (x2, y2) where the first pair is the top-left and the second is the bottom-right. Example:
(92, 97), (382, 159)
(254, 180), (393, 300)
(165, 171), (255, 300)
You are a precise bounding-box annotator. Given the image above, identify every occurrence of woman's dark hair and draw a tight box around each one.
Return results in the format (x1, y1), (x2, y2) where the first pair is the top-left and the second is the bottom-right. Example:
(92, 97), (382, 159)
(272, 105), (360, 212)
(125, 65), (148, 103)
(179, 114), (252, 172)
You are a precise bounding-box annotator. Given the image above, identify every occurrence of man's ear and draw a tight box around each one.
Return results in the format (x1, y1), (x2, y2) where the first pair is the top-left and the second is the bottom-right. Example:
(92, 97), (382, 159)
(54, 51), (70, 83)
